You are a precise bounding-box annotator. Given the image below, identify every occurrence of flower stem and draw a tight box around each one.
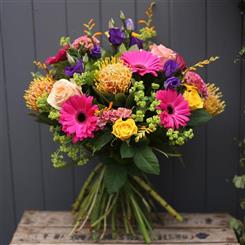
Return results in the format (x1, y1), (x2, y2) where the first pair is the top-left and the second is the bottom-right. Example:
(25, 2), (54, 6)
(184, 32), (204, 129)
(132, 175), (183, 222)
(129, 192), (151, 244)
(72, 163), (103, 212)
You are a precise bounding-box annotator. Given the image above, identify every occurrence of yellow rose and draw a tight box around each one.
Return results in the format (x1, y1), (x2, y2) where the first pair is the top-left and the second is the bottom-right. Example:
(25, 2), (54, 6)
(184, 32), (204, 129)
(47, 79), (81, 109)
(112, 118), (138, 141)
(183, 84), (204, 110)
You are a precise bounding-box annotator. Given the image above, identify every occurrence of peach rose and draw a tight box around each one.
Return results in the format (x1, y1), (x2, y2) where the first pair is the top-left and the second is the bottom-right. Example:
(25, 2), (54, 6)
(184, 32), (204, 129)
(47, 79), (81, 110)
(150, 44), (177, 67)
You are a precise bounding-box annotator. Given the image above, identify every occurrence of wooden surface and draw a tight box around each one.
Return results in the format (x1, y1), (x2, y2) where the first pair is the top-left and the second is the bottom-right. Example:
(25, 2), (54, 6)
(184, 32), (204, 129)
(10, 211), (238, 244)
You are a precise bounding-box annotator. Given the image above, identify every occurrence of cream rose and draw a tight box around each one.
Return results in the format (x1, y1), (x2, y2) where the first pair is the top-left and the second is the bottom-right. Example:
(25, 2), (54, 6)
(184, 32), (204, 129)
(150, 43), (177, 67)
(47, 79), (81, 109)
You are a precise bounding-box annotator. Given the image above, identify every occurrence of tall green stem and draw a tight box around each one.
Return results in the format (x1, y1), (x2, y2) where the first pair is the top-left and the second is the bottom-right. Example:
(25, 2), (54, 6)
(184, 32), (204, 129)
(72, 163), (103, 212)
(132, 175), (183, 222)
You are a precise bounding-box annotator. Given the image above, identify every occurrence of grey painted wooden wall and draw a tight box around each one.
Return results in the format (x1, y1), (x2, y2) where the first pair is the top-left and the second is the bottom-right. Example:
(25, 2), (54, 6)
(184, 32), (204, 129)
(0, 0), (243, 244)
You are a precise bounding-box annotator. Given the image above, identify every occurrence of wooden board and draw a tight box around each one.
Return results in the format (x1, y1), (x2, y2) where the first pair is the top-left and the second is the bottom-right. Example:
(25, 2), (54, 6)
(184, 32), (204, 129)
(10, 211), (238, 244)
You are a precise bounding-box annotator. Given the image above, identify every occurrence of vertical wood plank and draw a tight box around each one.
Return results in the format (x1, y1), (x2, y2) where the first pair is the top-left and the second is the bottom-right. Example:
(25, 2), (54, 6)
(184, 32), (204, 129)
(1, 0), (44, 221)
(0, 2), (16, 244)
(32, 0), (74, 210)
(206, 0), (241, 214)
(170, 0), (206, 212)
(136, 0), (174, 208)
(66, 0), (100, 197)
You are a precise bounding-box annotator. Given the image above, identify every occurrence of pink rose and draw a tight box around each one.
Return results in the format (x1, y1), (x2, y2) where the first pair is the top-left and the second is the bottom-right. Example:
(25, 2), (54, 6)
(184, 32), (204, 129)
(150, 44), (177, 67)
(45, 45), (68, 65)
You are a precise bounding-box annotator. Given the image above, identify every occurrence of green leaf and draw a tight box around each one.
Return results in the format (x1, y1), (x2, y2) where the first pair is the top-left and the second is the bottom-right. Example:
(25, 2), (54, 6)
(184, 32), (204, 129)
(104, 163), (127, 193)
(188, 109), (212, 127)
(118, 43), (127, 53)
(120, 142), (135, 158)
(114, 93), (126, 106)
(133, 145), (160, 175)
(125, 93), (135, 108)
(92, 131), (113, 154)
(128, 44), (139, 51)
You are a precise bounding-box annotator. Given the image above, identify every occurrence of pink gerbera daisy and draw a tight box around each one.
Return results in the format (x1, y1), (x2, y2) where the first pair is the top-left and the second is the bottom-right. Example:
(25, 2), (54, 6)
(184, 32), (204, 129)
(59, 95), (99, 143)
(156, 90), (190, 129)
(121, 50), (161, 77)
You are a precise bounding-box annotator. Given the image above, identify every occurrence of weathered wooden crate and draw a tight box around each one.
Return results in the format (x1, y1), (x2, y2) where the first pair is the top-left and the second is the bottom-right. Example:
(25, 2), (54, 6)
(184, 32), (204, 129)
(10, 211), (239, 244)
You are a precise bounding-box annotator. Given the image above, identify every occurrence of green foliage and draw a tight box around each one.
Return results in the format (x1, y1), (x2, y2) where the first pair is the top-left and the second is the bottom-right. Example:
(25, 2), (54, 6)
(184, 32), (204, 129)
(188, 109), (212, 127)
(230, 217), (245, 245)
(104, 163), (127, 193)
(60, 36), (70, 46)
(120, 142), (135, 158)
(73, 71), (95, 86)
(36, 93), (50, 113)
(166, 128), (194, 146)
(50, 126), (90, 167)
(133, 145), (160, 175)
(48, 109), (60, 121)
(233, 175), (245, 189)
(92, 131), (114, 154)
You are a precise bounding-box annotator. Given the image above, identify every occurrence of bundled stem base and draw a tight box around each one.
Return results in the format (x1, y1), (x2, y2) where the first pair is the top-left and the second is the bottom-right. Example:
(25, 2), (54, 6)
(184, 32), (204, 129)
(71, 164), (183, 244)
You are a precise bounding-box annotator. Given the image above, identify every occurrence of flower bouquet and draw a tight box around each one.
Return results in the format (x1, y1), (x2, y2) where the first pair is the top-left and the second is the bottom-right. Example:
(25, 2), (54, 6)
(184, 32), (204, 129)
(24, 2), (225, 244)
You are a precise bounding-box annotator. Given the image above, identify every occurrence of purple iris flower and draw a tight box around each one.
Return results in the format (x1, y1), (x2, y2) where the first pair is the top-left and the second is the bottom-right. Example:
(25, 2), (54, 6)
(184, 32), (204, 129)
(125, 18), (135, 31)
(108, 27), (125, 46)
(164, 76), (181, 89)
(90, 45), (101, 59)
(129, 36), (144, 49)
(164, 60), (179, 77)
(65, 59), (84, 77)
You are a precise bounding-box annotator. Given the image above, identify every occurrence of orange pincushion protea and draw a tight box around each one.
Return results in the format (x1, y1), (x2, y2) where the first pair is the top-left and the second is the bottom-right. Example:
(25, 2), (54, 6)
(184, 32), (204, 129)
(204, 83), (225, 116)
(24, 75), (55, 111)
(95, 57), (132, 94)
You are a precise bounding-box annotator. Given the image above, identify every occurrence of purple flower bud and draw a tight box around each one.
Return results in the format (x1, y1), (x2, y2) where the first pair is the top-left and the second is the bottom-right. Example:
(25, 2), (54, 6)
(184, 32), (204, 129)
(125, 18), (135, 31)
(90, 45), (101, 59)
(108, 28), (125, 46)
(129, 36), (144, 49)
(164, 60), (179, 77)
(65, 59), (84, 77)
(164, 76), (181, 89)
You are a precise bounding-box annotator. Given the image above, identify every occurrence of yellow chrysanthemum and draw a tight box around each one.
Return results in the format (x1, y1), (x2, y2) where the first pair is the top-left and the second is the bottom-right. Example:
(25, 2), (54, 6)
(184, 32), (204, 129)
(95, 57), (132, 94)
(24, 75), (55, 111)
(204, 83), (225, 116)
